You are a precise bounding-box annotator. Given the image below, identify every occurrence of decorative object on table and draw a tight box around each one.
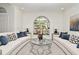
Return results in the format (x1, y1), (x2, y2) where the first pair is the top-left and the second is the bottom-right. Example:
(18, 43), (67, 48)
(26, 28), (30, 34)
(31, 38), (52, 55)
(33, 16), (50, 35)
(26, 28), (29, 32)
(70, 14), (79, 31)
(54, 29), (59, 35)
(37, 30), (43, 41)
(38, 34), (43, 41)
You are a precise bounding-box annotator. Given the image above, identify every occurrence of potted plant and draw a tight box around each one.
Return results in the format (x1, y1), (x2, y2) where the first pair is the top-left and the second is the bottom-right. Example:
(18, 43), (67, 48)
(37, 25), (43, 41)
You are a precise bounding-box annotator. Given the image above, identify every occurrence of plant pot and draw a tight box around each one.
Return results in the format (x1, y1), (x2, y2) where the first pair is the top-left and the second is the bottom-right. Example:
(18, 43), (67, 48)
(38, 34), (43, 41)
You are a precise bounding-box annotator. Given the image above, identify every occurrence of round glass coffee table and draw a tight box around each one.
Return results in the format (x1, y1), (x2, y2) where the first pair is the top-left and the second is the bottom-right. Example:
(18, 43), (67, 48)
(31, 38), (52, 55)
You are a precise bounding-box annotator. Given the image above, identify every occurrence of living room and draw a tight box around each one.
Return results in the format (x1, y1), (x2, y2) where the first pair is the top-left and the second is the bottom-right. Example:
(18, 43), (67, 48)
(0, 3), (79, 55)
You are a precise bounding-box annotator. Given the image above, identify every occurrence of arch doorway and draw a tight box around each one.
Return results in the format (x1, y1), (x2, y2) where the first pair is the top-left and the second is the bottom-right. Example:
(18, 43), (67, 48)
(34, 16), (50, 35)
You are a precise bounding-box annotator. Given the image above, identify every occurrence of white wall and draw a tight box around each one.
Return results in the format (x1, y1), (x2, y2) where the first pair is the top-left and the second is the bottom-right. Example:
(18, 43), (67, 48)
(0, 4), (15, 32)
(22, 11), (64, 34)
(14, 6), (23, 32)
(64, 4), (79, 35)
(0, 4), (23, 33)
(1, 3), (77, 35)
(0, 13), (8, 32)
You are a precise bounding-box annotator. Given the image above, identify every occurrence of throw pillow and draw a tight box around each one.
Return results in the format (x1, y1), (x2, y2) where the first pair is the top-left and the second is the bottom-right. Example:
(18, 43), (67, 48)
(17, 31), (27, 38)
(17, 32), (24, 38)
(77, 44), (79, 48)
(59, 32), (68, 38)
(69, 35), (79, 44)
(61, 34), (70, 40)
(0, 36), (8, 45)
(23, 31), (27, 36)
(7, 33), (17, 41)
(17, 33), (21, 38)
(20, 32), (25, 37)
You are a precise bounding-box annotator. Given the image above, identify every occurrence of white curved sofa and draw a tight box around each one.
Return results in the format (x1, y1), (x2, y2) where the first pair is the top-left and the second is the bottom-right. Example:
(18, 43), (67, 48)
(53, 35), (79, 55)
(0, 32), (30, 55)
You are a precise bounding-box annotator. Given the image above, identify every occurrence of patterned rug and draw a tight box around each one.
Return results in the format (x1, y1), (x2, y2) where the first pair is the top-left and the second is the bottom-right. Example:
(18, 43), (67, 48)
(17, 42), (66, 55)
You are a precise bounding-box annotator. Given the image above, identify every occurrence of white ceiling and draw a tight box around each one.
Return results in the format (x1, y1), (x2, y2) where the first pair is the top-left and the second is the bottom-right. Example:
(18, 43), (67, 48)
(12, 3), (79, 12)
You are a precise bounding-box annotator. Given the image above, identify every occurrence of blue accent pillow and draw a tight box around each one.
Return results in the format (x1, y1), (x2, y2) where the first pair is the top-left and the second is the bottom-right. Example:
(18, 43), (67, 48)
(0, 36), (9, 45)
(17, 32), (27, 38)
(61, 34), (70, 40)
(22, 31), (27, 36)
(77, 44), (79, 48)
(20, 32), (25, 37)
(59, 32), (68, 38)
(17, 33), (23, 38)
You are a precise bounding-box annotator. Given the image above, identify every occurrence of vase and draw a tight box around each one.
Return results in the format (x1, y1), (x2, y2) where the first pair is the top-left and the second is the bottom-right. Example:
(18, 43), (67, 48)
(38, 34), (43, 41)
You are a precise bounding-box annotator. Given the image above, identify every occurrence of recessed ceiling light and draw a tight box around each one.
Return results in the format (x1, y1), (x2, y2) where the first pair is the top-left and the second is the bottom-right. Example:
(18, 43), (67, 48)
(61, 8), (64, 11)
(21, 8), (24, 10)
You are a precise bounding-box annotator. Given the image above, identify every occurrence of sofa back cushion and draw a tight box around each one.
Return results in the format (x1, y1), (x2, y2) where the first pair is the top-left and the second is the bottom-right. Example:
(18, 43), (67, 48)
(59, 32), (68, 38)
(0, 36), (8, 45)
(69, 35), (79, 44)
(61, 34), (70, 40)
(7, 33), (17, 41)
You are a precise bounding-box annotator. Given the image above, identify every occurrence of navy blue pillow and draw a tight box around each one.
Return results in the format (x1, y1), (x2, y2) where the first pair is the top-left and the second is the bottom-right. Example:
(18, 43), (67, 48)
(0, 36), (8, 45)
(77, 44), (79, 48)
(61, 34), (70, 40)
(22, 31), (27, 36)
(17, 32), (27, 38)
(17, 33), (22, 38)
(20, 32), (25, 37)
(59, 32), (68, 38)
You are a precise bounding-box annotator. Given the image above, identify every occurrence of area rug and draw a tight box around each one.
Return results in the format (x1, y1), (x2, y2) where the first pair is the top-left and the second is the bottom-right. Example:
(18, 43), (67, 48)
(17, 42), (65, 55)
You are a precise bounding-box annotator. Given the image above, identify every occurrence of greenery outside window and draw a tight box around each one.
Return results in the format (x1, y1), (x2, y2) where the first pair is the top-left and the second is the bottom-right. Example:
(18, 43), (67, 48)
(34, 16), (50, 35)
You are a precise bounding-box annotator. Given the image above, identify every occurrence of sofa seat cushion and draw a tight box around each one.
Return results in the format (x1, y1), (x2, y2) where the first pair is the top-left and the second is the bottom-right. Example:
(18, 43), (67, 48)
(0, 36), (30, 55)
(53, 37), (79, 55)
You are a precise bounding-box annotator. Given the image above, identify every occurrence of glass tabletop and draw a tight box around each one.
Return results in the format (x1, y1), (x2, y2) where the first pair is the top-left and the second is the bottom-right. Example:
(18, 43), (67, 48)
(31, 38), (52, 45)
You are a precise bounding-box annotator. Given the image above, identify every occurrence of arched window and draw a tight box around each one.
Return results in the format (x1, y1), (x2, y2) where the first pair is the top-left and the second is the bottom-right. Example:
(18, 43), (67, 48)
(0, 7), (7, 13)
(34, 16), (50, 35)
(0, 7), (8, 33)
